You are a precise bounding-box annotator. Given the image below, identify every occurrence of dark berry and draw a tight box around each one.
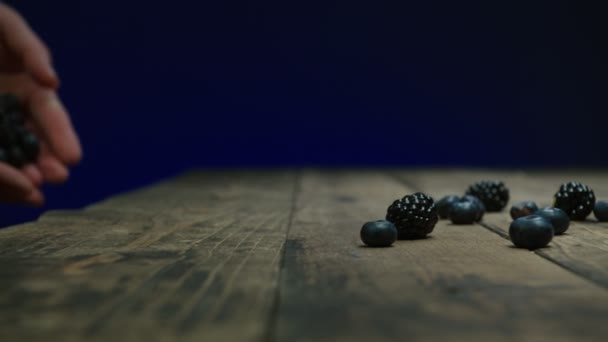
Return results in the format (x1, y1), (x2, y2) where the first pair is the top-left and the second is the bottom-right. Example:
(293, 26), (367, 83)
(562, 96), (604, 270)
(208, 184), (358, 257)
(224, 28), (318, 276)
(535, 207), (570, 235)
(594, 201), (608, 222)
(509, 215), (554, 250)
(386, 192), (438, 240)
(449, 199), (478, 224)
(7, 146), (27, 167)
(510, 201), (539, 220)
(0, 94), (22, 113)
(436, 195), (460, 219)
(360, 220), (398, 247)
(553, 181), (595, 220)
(465, 180), (509, 212)
(19, 131), (40, 161)
(462, 195), (485, 221)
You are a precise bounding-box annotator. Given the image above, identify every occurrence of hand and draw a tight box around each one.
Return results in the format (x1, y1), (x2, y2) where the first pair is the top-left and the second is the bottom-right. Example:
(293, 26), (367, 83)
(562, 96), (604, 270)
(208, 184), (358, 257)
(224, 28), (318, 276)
(0, 3), (81, 206)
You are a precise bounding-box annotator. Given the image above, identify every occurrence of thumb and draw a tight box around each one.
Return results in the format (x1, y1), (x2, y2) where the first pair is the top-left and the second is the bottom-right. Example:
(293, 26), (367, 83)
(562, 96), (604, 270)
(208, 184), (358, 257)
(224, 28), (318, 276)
(0, 3), (59, 88)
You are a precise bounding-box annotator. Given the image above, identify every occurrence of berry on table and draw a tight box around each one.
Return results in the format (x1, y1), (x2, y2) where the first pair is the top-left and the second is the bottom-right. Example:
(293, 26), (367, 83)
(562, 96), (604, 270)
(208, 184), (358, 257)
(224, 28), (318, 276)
(535, 207), (570, 235)
(465, 180), (509, 212)
(594, 201), (608, 222)
(510, 201), (539, 220)
(436, 195), (460, 219)
(449, 198), (479, 225)
(386, 192), (438, 240)
(462, 195), (485, 221)
(509, 215), (554, 250)
(360, 220), (398, 247)
(553, 181), (595, 220)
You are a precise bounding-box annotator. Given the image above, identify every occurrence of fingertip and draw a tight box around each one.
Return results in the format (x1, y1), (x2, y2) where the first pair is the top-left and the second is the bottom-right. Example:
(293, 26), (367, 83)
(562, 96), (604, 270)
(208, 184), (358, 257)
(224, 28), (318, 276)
(38, 156), (69, 184)
(22, 164), (43, 186)
(25, 189), (45, 207)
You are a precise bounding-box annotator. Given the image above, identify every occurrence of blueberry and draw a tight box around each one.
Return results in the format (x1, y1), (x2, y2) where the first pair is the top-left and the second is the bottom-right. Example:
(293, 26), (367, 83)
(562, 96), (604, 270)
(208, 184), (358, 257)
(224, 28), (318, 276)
(509, 215), (554, 250)
(535, 207), (570, 235)
(436, 195), (460, 219)
(462, 195), (485, 221)
(594, 201), (608, 222)
(510, 201), (539, 220)
(360, 220), (398, 247)
(449, 199), (478, 225)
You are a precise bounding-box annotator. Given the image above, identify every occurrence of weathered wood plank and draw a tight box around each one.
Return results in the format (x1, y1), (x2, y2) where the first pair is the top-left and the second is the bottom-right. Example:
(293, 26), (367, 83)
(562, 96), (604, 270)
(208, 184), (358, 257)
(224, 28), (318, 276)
(275, 170), (608, 341)
(393, 169), (608, 288)
(0, 170), (297, 342)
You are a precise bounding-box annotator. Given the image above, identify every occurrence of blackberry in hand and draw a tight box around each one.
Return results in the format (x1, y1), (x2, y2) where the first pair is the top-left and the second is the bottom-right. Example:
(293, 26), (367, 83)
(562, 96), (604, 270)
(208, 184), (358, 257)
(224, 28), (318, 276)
(386, 192), (438, 240)
(553, 181), (595, 221)
(465, 181), (509, 212)
(0, 93), (40, 168)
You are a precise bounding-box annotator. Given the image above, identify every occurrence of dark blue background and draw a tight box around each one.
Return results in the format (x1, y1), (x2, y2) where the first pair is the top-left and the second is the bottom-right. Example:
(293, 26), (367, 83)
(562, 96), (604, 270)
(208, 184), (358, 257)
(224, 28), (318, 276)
(1, 0), (607, 226)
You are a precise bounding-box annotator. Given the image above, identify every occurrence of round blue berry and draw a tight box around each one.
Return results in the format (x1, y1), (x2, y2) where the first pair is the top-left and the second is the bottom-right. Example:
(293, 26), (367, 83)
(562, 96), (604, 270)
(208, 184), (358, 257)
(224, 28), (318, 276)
(535, 207), (570, 235)
(436, 195), (460, 219)
(449, 199), (478, 225)
(509, 215), (554, 250)
(594, 201), (608, 222)
(462, 195), (485, 222)
(510, 201), (538, 220)
(360, 220), (398, 247)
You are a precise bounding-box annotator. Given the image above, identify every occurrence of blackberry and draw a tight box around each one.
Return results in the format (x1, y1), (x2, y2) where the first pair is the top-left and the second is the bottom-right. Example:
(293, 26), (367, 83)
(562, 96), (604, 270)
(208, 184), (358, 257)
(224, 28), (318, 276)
(360, 220), (398, 247)
(553, 181), (595, 220)
(510, 201), (538, 220)
(436, 195), (460, 219)
(0, 93), (40, 168)
(465, 181), (509, 212)
(386, 192), (438, 240)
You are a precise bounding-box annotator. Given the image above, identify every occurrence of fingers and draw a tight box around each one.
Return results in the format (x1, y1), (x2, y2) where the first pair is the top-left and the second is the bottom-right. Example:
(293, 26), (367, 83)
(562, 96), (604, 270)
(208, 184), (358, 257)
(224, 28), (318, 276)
(28, 89), (82, 166)
(22, 164), (43, 186)
(0, 3), (58, 88)
(0, 162), (44, 206)
(36, 143), (69, 184)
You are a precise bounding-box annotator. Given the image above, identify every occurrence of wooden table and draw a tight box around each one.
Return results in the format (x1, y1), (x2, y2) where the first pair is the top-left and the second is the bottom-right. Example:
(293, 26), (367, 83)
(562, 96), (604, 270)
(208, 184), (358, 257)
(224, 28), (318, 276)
(1, 169), (608, 341)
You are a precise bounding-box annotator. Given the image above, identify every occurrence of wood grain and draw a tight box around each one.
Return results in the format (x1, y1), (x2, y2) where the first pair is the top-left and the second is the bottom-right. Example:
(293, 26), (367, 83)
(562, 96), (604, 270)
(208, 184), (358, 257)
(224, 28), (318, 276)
(274, 170), (608, 342)
(0, 170), (298, 342)
(392, 169), (608, 288)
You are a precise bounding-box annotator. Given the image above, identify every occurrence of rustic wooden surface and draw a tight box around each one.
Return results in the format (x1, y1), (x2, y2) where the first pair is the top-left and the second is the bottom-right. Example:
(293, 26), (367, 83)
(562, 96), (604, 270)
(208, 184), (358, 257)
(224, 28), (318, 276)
(1, 169), (608, 341)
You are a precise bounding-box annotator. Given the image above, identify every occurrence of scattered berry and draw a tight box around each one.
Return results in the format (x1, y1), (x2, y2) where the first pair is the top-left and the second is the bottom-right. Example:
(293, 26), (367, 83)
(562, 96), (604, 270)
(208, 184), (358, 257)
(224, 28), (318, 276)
(509, 215), (554, 250)
(360, 220), (398, 247)
(462, 195), (485, 221)
(0, 93), (40, 168)
(436, 195), (460, 219)
(449, 198), (478, 224)
(465, 181), (509, 212)
(386, 192), (438, 240)
(594, 201), (608, 222)
(535, 207), (570, 235)
(553, 181), (595, 220)
(510, 201), (539, 220)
